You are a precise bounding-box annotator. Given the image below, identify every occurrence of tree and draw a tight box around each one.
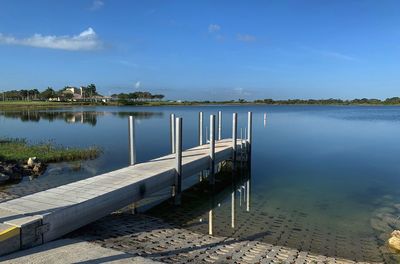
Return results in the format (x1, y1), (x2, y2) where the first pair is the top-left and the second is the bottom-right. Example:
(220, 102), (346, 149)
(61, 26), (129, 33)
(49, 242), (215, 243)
(64, 93), (74, 100)
(40, 87), (56, 100)
(86, 84), (97, 97)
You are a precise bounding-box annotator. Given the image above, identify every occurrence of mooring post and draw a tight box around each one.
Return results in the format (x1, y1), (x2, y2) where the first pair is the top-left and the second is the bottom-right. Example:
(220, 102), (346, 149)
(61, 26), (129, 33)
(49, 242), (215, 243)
(199, 112), (204, 181)
(232, 113), (237, 162)
(209, 115), (215, 185)
(128, 116), (136, 165)
(199, 112), (203, 145)
(170, 114), (176, 154)
(174, 117), (183, 205)
(218, 111), (222, 140)
(247, 112), (252, 159)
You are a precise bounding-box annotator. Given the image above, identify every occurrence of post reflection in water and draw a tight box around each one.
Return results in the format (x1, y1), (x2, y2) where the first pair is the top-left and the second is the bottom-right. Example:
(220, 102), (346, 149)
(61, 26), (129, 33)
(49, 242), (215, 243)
(208, 180), (215, 235)
(208, 208), (213, 235)
(148, 159), (252, 238)
(231, 189), (235, 228)
(263, 112), (267, 127)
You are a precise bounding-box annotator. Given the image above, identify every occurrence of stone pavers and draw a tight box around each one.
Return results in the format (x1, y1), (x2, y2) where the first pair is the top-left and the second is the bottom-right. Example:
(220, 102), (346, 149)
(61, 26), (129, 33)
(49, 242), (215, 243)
(70, 213), (389, 264)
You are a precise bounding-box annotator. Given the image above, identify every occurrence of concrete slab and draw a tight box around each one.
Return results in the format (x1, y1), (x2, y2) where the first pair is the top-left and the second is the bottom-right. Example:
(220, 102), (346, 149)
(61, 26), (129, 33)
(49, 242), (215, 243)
(0, 223), (20, 256)
(0, 238), (160, 263)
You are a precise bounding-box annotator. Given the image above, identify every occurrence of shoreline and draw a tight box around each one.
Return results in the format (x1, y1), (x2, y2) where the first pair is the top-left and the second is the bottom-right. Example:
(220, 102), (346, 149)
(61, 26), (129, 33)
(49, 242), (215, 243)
(2, 101), (400, 109)
(0, 139), (100, 185)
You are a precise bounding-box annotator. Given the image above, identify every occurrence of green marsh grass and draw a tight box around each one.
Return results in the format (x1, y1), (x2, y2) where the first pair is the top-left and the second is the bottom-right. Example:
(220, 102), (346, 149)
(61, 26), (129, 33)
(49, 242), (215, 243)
(0, 138), (101, 163)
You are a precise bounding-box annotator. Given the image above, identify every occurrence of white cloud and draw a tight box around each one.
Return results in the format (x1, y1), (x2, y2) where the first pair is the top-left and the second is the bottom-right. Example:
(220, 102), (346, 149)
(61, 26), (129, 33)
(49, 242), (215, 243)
(208, 24), (221, 33)
(237, 34), (256, 42)
(90, 0), (104, 11)
(135, 81), (141, 89)
(0, 28), (102, 51)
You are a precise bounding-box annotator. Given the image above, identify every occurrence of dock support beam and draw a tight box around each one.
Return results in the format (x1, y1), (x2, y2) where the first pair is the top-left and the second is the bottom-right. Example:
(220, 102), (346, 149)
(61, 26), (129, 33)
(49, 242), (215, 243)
(218, 111), (222, 140)
(209, 115), (215, 185)
(128, 116), (136, 165)
(174, 117), (182, 205)
(170, 114), (176, 154)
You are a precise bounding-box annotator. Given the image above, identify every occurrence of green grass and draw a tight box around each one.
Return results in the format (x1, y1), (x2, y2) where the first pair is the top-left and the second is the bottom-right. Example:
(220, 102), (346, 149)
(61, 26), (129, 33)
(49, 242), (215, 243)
(0, 101), (110, 110)
(0, 138), (101, 163)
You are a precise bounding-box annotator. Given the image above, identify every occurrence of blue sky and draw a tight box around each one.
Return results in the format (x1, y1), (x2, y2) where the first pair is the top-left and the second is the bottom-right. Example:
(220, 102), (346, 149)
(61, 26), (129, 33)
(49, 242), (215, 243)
(0, 0), (399, 100)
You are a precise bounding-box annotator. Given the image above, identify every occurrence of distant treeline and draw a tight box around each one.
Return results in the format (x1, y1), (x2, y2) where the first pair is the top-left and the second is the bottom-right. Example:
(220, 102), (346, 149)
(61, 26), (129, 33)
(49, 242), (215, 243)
(0, 84), (98, 101)
(253, 97), (400, 105)
(111, 92), (165, 101)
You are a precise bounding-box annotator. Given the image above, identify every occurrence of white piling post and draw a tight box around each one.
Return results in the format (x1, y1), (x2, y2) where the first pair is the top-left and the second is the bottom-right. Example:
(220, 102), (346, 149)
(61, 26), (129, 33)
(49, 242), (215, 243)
(199, 112), (203, 145)
(232, 113), (237, 161)
(199, 112), (204, 181)
(218, 111), (222, 140)
(247, 111), (253, 156)
(174, 117), (182, 205)
(128, 116), (136, 165)
(170, 114), (176, 153)
(209, 115), (215, 184)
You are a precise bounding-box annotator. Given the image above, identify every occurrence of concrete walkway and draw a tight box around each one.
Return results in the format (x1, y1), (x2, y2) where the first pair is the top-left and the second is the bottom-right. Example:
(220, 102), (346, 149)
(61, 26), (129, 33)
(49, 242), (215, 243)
(0, 238), (160, 264)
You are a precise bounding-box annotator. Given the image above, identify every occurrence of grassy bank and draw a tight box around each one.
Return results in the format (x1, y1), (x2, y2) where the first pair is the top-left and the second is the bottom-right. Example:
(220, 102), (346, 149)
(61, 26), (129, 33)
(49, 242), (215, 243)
(0, 138), (100, 163)
(0, 101), (109, 110)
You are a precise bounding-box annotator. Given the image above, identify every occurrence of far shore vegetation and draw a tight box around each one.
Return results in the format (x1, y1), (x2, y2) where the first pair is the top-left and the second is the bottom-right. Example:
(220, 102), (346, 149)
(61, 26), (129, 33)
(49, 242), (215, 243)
(2, 86), (400, 107)
(0, 138), (100, 163)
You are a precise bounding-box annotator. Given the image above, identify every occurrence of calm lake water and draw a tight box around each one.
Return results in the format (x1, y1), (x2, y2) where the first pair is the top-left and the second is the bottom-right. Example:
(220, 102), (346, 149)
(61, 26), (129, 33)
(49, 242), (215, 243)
(1, 105), (400, 262)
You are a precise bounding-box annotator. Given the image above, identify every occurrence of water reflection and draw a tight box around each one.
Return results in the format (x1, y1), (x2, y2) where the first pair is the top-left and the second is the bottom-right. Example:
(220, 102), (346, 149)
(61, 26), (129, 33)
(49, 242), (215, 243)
(148, 162), (252, 239)
(0, 110), (163, 126)
(148, 157), (386, 263)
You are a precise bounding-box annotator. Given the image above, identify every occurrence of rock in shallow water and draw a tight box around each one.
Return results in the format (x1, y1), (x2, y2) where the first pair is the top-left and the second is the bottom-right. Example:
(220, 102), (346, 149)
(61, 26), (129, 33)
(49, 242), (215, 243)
(388, 230), (400, 251)
(27, 157), (37, 167)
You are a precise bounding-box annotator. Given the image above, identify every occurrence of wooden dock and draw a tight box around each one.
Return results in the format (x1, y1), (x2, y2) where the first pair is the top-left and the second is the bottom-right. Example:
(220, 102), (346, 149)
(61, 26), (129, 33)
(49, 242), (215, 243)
(0, 112), (252, 256)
